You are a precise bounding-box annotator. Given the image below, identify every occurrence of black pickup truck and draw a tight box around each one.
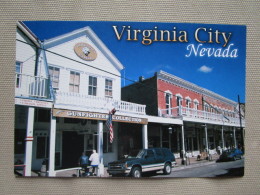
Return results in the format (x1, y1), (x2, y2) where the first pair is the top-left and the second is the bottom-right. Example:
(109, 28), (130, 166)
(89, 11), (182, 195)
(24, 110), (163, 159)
(107, 148), (176, 177)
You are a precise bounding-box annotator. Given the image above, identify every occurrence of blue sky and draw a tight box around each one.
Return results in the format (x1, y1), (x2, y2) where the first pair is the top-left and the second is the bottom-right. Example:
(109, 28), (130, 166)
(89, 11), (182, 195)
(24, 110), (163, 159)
(24, 21), (246, 103)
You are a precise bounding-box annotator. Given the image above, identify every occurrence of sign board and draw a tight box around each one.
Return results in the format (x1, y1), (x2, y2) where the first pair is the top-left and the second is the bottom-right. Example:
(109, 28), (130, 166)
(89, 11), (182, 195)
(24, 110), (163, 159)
(53, 108), (148, 125)
(15, 98), (52, 108)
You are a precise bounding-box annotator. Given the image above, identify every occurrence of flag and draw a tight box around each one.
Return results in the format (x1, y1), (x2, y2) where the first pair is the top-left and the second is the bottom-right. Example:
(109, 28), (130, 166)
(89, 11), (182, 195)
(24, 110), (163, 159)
(106, 108), (116, 143)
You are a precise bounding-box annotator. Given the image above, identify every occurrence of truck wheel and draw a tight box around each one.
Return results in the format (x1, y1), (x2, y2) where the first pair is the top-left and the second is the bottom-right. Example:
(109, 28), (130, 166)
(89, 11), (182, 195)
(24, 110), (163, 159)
(131, 167), (141, 178)
(163, 163), (172, 175)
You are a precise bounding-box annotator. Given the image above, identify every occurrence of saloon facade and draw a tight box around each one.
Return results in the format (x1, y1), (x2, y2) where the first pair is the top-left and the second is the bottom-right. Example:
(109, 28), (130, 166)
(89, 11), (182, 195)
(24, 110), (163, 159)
(15, 22), (245, 177)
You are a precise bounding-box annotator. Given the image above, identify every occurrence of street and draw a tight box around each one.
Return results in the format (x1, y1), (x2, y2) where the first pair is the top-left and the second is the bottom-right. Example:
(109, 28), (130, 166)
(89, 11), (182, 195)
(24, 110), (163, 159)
(150, 159), (244, 178)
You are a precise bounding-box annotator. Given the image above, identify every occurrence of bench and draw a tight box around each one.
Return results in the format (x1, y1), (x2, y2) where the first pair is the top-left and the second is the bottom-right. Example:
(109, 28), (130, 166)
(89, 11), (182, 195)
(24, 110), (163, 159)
(197, 152), (208, 161)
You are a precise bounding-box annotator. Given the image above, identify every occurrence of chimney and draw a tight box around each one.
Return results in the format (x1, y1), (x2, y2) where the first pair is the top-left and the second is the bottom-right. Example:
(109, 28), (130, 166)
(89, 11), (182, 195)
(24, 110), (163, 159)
(139, 76), (145, 82)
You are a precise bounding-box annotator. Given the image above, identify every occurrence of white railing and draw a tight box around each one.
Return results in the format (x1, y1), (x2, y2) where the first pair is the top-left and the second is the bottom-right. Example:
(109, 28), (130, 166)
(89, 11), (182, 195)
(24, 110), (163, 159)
(159, 106), (244, 125)
(55, 91), (146, 115)
(15, 73), (50, 99)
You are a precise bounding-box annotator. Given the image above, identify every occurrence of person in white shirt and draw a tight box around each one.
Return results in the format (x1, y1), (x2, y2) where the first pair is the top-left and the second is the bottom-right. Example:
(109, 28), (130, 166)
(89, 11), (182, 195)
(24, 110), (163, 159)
(89, 150), (99, 176)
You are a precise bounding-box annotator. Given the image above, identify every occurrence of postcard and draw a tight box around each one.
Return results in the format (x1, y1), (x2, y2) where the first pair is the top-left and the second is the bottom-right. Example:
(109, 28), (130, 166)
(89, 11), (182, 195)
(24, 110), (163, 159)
(14, 21), (245, 178)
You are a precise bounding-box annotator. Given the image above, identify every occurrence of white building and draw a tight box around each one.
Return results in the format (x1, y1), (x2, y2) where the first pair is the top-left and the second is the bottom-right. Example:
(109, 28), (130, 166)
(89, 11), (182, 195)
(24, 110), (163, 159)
(15, 22), (148, 176)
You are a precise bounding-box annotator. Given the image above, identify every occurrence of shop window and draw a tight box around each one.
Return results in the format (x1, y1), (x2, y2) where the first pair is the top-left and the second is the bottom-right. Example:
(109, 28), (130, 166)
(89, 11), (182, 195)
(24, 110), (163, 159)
(88, 76), (97, 96)
(105, 79), (113, 98)
(64, 117), (81, 124)
(103, 132), (113, 153)
(15, 61), (22, 88)
(165, 93), (172, 114)
(36, 136), (49, 159)
(49, 66), (60, 89)
(35, 108), (50, 122)
(69, 71), (80, 93)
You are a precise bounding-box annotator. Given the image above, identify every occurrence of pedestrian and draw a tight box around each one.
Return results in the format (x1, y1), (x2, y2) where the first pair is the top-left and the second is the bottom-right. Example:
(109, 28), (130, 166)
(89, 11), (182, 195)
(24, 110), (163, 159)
(89, 149), (99, 176)
(79, 152), (89, 176)
(217, 146), (221, 155)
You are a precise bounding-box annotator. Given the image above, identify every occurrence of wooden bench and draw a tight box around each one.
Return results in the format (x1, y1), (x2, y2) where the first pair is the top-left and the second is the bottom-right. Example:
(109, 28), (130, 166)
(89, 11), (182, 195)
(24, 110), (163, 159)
(197, 152), (208, 161)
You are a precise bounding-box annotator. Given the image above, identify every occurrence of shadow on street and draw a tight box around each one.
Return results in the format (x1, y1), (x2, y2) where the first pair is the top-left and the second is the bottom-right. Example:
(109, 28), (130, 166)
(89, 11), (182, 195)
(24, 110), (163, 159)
(216, 167), (244, 177)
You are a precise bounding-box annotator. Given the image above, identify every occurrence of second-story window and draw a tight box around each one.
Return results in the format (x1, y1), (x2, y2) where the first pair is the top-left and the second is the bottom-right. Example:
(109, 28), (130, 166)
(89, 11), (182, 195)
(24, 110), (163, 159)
(69, 71), (80, 93)
(176, 96), (182, 107)
(105, 79), (113, 98)
(15, 61), (22, 88)
(165, 93), (172, 115)
(88, 76), (97, 96)
(194, 101), (199, 110)
(49, 66), (60, 89)
(186, 99), (191, 108)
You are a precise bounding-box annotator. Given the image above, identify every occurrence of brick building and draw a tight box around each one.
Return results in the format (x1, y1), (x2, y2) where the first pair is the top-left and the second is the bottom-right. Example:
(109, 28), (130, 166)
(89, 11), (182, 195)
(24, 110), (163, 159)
(122, 70), (245, 159)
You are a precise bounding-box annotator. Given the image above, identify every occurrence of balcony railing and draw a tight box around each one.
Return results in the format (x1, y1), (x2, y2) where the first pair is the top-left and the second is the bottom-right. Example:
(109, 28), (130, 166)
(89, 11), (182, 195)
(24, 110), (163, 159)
(55, 91), (146, 115)
(159, 106), (245, 126)
(15, 73), (50, 99)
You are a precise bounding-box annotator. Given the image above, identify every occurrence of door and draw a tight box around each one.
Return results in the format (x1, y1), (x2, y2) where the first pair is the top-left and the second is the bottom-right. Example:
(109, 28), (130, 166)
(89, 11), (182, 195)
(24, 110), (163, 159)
(62, 131), (84, 168)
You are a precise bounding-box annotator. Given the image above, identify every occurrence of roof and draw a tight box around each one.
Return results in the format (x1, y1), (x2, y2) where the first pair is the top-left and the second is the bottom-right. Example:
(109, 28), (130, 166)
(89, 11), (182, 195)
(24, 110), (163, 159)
(17, 21), (40, 47)
(43, 26), (124, 71)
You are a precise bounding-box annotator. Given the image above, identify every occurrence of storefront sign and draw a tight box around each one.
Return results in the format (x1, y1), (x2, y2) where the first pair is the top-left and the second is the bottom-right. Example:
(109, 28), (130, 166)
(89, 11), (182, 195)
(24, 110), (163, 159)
(53, 108), (148, 125)
(15, 98), (52, 108)
(74, 42), (97, 61)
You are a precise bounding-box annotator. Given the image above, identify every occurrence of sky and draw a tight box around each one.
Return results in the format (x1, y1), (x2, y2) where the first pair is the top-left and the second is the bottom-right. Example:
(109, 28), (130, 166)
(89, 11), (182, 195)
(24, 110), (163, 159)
(24, 21), (246, 103)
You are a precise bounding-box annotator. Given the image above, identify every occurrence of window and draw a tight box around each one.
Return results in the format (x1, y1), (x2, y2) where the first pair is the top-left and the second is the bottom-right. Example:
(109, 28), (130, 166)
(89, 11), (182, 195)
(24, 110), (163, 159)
(147, 149), (155, 158)
(186, 99), (191, 108)
(204, 104), (209, 112)
(176, 96), (183, 115)
(88, 76), (97, 96)
(69, 71), (80, 93)
(35, 108), (50, 122)
(15, 61), (22, 88)
(105, 79), (113, 98)
(194, 102), (199, 110)
(64, 118), (81, 124)
(49, 66), (60, 89)
(165, 93), (172, 115)
(103, 132), (113, 153)
(176, 96), (182, 107)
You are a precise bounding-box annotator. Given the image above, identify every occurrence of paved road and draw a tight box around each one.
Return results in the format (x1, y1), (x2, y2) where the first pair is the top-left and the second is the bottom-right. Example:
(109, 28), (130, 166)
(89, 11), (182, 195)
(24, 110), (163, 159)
(150, 159), (244, 178)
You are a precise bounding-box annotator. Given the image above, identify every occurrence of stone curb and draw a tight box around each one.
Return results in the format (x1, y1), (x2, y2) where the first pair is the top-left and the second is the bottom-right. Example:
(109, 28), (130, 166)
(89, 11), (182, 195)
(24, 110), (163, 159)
(172, 160), (216, 171)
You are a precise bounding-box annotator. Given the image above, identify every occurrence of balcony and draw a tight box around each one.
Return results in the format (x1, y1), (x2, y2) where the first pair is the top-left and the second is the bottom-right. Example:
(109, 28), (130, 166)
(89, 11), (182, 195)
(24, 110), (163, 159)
(159, 106), (245, 126)
(54, 91), (146, 115)
(15, 73), (51, 99)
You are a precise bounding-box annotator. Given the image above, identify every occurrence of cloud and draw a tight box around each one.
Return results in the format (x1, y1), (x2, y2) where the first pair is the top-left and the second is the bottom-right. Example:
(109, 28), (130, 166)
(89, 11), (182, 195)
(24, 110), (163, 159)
(198, 65), (213, 73)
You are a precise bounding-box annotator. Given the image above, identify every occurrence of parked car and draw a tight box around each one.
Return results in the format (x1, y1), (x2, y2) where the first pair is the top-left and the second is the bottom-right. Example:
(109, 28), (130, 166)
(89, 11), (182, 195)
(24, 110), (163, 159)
(107, 148), (176, 177)
(217, 148), (243, 162)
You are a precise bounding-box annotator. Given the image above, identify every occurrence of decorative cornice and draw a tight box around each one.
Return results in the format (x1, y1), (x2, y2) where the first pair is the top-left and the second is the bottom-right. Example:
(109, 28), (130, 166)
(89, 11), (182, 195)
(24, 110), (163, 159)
(157, 70), (237, 106)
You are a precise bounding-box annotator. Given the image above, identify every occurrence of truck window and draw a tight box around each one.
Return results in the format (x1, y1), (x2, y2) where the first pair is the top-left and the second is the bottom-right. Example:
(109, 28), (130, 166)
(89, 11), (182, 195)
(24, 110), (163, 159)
(147, 150), (155, 157)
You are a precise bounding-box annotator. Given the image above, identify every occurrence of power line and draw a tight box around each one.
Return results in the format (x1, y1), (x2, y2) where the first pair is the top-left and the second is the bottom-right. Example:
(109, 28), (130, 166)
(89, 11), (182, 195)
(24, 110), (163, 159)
(16, 39), (238, 115)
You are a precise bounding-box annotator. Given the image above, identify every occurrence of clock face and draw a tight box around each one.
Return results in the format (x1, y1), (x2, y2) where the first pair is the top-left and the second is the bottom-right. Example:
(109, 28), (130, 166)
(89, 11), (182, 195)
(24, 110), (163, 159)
(74, 42), (97, 61)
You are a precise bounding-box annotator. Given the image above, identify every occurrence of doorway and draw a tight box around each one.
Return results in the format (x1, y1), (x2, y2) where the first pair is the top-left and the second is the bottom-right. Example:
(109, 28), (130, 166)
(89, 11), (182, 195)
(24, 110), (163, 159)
(62, 131), (84, 168)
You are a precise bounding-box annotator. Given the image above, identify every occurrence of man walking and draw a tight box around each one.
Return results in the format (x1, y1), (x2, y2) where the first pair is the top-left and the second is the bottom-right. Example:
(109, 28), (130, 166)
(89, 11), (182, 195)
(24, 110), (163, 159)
(89, 150), (99, 176)
(79, 152), (89, 177)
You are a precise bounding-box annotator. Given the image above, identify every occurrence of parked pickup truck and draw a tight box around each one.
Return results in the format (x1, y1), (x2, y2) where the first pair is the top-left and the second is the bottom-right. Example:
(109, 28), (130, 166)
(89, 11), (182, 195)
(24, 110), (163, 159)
(107, 148), (176, 177)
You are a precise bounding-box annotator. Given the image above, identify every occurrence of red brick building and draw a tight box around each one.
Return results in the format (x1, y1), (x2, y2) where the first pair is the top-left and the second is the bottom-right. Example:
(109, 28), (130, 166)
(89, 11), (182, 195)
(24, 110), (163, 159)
(122, 70), (245, 159)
